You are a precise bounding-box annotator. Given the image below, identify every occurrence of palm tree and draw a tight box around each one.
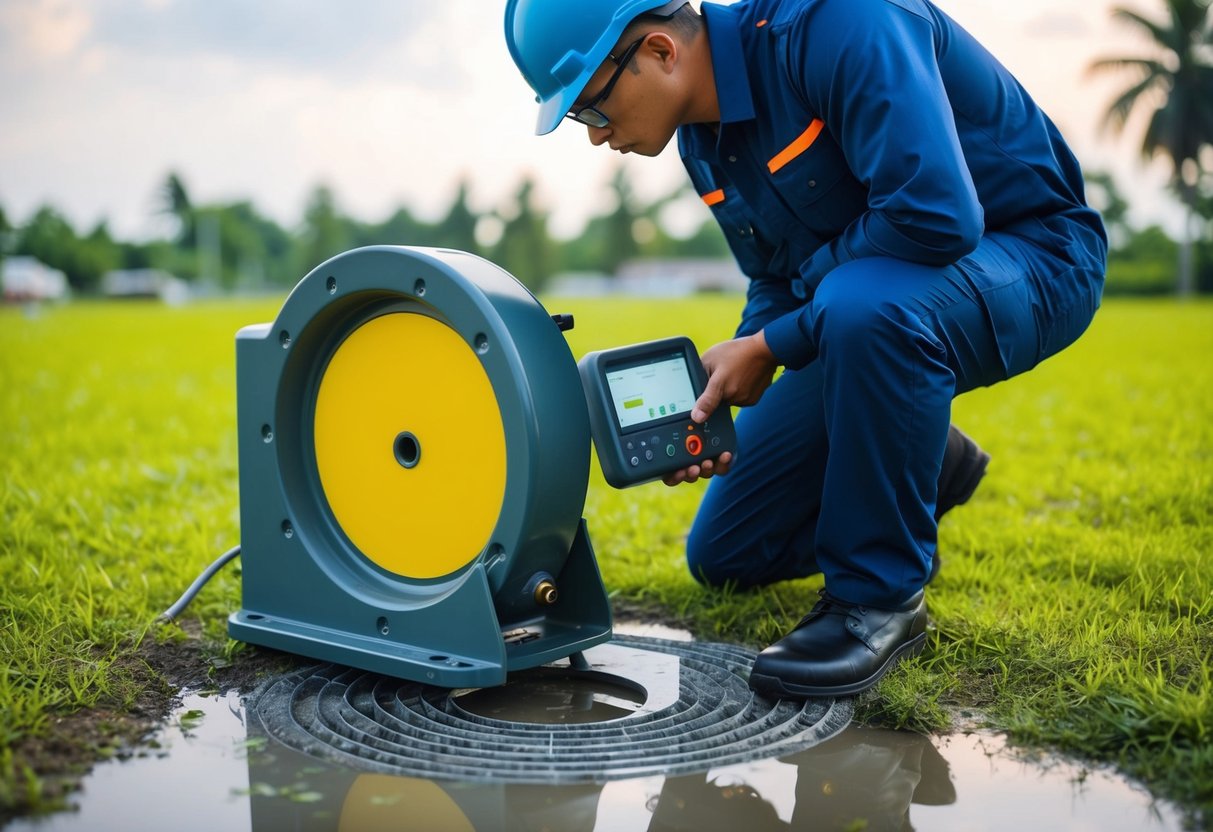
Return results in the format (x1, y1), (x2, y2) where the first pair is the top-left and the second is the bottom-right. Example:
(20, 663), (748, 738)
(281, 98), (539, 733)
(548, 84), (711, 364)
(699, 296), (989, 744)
(1088, 0), (1213, 295)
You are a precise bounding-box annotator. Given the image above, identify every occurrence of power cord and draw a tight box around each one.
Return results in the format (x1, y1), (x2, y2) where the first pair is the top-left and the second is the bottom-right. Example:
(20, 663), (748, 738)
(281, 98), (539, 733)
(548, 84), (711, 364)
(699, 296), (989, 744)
(157, 545), (241, 623)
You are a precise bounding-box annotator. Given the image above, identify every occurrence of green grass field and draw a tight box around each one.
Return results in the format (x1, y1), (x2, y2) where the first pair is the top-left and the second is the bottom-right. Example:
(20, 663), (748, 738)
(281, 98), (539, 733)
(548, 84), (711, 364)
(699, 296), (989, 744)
(1, 295), (1211, 821)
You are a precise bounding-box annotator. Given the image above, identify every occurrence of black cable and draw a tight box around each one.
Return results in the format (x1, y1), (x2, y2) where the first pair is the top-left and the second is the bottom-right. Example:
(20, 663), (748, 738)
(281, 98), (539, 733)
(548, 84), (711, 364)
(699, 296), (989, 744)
(157, 545), (241, 623)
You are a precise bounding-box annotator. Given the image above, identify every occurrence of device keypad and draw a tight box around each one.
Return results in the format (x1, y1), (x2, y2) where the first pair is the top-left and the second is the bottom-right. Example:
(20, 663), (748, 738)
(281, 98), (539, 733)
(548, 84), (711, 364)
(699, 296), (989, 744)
(623, 421), (718, 469)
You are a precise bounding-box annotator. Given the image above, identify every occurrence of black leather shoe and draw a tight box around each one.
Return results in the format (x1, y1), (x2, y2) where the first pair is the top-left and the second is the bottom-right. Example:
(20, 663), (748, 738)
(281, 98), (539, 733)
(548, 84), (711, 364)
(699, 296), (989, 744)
(749, 590), (928, 699)
(935, 424), (990, 521)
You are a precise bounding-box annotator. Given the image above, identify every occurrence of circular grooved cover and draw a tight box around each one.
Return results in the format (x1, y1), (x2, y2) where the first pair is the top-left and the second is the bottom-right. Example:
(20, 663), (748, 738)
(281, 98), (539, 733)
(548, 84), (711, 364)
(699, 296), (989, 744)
(247, 636), (853, 783)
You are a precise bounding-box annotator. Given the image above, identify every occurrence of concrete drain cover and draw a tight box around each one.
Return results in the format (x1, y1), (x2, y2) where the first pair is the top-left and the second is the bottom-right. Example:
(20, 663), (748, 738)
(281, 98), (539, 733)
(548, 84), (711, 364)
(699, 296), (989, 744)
(248, 636), (853, 783)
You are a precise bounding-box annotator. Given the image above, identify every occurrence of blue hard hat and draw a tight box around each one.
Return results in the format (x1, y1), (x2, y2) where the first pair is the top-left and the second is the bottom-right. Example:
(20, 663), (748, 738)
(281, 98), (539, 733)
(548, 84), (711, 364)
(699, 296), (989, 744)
(504, 0), (688, 135)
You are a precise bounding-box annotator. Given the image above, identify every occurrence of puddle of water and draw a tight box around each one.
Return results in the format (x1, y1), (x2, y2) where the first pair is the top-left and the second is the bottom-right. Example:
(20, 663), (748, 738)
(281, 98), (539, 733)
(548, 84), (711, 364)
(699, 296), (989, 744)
(454, 668), (648, 724)
(8, 632), (1189, 832)
(451, 640), (683, 729)
(7, 690), (252, 832)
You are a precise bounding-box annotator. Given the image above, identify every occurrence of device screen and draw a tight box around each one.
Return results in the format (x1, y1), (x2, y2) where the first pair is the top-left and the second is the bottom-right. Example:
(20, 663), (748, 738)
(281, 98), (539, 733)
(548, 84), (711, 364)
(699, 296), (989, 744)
(605, 351), (697, 430)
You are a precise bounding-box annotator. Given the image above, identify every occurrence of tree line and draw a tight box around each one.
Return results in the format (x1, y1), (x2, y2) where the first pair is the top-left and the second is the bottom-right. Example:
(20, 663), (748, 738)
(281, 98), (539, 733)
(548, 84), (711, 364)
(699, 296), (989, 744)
(1, 165), (1210, 297)
(0, 169), (731, 295)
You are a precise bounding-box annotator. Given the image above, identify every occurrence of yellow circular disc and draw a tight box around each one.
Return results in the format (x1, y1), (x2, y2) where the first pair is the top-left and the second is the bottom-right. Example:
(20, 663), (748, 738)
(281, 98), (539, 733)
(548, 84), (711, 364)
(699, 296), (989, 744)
(314, 312), (507, 579)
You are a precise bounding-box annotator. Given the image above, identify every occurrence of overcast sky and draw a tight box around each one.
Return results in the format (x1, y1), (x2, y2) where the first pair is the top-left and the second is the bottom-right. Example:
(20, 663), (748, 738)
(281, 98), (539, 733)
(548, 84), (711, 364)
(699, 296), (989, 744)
(0, 0), (1187, 244)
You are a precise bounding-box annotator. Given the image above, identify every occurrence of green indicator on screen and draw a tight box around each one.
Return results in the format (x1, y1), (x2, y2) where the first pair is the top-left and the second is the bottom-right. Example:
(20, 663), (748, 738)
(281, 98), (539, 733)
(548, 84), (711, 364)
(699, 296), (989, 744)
(623, 397), (644, 410)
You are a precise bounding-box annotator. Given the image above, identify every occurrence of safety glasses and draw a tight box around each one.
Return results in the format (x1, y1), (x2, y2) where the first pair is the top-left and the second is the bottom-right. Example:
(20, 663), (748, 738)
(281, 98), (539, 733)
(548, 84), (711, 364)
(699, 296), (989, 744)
(566, 36), (647, 128)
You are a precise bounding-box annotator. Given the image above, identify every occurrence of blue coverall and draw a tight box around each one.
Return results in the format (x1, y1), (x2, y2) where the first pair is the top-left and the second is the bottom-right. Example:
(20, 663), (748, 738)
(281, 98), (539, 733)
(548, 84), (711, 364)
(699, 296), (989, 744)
(679, 0), (1107, 608)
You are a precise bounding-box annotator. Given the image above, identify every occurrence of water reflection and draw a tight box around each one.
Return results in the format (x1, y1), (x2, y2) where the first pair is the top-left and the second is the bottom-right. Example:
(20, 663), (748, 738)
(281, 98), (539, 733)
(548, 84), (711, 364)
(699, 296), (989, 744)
(647, 728), (953, 831)
(453, 667), (648, 724)
(244, 725), (954, 831)
(6, 686), (1185, 831)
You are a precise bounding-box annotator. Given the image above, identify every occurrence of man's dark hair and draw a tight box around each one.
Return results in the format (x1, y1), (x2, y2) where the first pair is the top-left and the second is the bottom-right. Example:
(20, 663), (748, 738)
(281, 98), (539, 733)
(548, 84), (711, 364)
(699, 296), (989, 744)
(622, 3), (703, 48)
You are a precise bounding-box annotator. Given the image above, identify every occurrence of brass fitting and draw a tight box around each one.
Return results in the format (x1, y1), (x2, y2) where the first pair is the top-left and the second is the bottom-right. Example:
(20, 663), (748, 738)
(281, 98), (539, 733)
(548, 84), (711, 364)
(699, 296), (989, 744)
(533, 579), (558, 605)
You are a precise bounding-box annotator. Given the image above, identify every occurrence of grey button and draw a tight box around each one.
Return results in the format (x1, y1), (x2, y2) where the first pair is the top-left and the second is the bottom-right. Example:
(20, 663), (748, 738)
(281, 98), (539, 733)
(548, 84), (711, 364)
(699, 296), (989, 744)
(645, 449), (654, 461)
(728, 155), (737, 162)
(630, 456), (640, 467)
(711, 436), (721, 447)
(808, 179), (817, 188)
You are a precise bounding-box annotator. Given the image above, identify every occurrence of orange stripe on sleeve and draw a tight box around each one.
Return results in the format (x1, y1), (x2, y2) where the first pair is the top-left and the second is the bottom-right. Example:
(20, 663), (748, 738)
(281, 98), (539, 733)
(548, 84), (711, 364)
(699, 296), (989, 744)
(767, 119), (825, 174)
(701, 189), (726, 206)
(756, 19), (768, 27)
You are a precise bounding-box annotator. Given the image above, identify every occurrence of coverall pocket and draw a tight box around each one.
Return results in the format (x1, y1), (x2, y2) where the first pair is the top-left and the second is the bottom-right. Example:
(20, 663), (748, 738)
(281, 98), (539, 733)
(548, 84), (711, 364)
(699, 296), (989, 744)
(969, 231), (1103, 381)
(710, 197), (776, 279)
(959, 232), (1045, 380)
(1032, 266), (1103, 367)
(769, 140), (863, 238)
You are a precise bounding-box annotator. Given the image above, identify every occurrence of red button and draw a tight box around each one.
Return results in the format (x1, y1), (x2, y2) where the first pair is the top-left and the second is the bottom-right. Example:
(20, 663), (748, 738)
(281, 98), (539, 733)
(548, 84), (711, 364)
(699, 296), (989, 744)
(685, 435), (703, 455)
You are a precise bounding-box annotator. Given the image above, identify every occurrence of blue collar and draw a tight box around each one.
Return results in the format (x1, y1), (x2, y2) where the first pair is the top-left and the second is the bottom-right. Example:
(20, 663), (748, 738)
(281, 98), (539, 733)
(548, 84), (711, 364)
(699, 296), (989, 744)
(704, 2), (756, 124)
(680, 3), (755, 162)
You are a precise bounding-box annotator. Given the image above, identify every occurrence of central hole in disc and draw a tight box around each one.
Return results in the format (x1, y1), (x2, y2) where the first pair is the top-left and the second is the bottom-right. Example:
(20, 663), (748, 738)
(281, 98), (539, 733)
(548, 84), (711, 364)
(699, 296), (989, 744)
(455, 668), (647, 725)
(393, 431), (420, 469)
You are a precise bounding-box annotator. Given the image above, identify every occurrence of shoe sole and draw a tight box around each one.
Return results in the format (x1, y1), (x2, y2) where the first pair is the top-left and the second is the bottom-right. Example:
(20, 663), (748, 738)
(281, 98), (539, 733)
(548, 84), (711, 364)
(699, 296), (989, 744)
(748, 630), (928, 699)
(948, 449), (990, 508)
(936, 438), (991, 520)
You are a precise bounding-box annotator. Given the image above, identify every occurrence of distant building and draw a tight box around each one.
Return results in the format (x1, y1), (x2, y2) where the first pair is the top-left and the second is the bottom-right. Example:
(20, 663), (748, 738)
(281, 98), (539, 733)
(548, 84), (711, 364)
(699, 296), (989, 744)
(615, 258), (747, 296)
(547, 259), (748, 298)
(101, 269), (190, 305)
(1, 256), (69, 302)
(545, 271), (615, 297)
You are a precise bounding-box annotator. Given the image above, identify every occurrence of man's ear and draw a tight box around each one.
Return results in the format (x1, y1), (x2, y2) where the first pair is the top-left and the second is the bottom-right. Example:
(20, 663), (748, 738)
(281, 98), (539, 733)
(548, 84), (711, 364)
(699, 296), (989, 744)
(643, 32), (679, 72)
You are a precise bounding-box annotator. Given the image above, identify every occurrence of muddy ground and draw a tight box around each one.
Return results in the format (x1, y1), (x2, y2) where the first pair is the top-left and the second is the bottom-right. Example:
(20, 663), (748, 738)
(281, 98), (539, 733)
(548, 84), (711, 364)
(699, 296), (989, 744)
(2, 621), (302, 824)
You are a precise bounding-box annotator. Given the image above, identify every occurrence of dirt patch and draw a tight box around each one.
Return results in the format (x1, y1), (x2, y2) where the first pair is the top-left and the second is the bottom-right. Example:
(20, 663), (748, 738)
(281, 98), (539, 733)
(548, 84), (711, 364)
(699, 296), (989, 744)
(0, 660), (172, 823)
(142, 620), (305, 695)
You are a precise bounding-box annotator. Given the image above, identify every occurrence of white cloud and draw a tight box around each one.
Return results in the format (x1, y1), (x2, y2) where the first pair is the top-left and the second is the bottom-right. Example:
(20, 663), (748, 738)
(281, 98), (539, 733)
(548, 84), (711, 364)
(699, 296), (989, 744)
(86, 0), (445, 80)
(0, 0), (92, 61)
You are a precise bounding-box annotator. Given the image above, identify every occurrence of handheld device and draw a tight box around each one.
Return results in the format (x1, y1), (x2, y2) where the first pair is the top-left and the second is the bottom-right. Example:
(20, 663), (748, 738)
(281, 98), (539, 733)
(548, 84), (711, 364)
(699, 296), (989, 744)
(578, 336), (736, 488)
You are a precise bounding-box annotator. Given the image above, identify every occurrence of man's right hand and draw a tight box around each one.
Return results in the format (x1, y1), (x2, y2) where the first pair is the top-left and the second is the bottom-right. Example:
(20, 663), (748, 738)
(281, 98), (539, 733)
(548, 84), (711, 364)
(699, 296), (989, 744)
(661, 331), (776, 486)
(692, 331), (777, 422)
